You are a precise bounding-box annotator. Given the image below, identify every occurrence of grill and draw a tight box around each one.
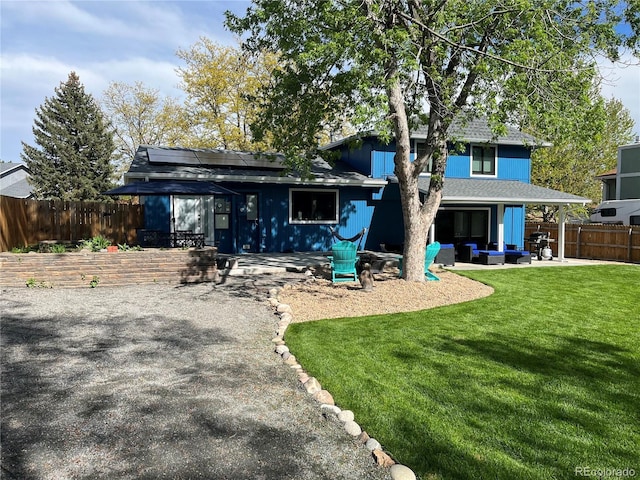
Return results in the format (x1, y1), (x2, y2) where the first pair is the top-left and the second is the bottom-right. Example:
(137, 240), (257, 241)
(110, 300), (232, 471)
(527, 232), (555, 261)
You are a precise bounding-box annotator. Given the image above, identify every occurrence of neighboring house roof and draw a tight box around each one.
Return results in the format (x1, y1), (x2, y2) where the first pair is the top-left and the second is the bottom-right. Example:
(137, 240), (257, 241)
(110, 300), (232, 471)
(595, 168), (617, 179)
(125, 146), (387, 188)
(0, 162), (33, 198)
(1, 178), (33, 198)
(397, 177), (590, 205)
(323, 117), (551, 149)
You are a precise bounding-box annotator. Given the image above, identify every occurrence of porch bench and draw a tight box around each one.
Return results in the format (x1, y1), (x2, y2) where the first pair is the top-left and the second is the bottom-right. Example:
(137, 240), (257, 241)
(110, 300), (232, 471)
(478, 250), (505, 265)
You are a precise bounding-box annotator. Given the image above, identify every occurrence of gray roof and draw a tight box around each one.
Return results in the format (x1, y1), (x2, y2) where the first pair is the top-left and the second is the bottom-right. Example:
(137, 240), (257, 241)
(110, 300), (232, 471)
(413, 177), (590, 205)
(323, 117), (550, 149)
(414, 117), (550, 147)
(1, 178), (33, 198)
(125, 146), (386, 188)
(1, 162), (28, 175)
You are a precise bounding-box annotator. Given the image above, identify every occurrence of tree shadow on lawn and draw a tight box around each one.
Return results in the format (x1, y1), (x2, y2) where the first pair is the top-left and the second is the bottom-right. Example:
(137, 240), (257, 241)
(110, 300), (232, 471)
(386, 332), (639, 480)
(0, 306), (319, 480)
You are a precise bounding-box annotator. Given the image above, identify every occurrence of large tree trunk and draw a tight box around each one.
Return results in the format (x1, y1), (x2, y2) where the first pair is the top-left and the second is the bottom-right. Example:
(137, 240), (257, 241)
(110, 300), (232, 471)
(388, 81), (430, 281)
(388, 80), (448, 282)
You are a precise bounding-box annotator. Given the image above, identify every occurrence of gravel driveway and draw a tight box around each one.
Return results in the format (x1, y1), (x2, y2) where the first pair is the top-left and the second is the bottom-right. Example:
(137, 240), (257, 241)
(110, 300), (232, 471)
(1, 276), (388, 480)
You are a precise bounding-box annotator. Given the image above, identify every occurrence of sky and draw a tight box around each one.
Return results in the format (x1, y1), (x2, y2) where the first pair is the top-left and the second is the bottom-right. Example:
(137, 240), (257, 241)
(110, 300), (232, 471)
(1, 0), (639, 164)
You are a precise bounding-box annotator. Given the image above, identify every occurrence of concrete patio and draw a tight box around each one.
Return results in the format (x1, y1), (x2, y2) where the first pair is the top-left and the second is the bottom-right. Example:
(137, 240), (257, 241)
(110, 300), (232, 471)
(223, 251), (624, 276)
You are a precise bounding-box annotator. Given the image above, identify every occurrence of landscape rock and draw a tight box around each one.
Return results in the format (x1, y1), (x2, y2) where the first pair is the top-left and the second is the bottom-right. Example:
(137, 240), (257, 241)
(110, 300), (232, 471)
(365, 438), (381, 451)
(344, 420), (362, 436)
(276, 303), (292, 314)
(271, 337), (284, 344)
(268, 297), (279, 307)
(304, 377), (322, 394)
(283, 355), (298, 365)
(275, 345), (289, 355)
(320, 404), (341, 415)
(277, 319), (290, 328)
(390, 464), (416, 480)
(298, 373), (310, 384)
(358, 431), (370, 444)
(281, 351), (291, 361)
(268, 287), (280, 297)
(337, 410), (355, 423)
(313, 390), (334, 405)
(279, 312), (293, 322)
(372, 449), (395, 467)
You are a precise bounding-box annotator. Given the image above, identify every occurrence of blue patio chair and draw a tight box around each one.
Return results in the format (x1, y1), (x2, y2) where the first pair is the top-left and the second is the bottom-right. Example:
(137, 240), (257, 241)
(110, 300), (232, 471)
(328, 240), (359, 283)
(398, 242), (441, 280)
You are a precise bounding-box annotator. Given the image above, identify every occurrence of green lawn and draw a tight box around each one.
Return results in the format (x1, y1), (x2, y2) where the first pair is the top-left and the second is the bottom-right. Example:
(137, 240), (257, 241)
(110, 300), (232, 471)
(285, 265), (640, 480)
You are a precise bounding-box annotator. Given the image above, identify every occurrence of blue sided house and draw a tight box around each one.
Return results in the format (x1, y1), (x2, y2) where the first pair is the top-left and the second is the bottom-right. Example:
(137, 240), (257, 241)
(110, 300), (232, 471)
(121, 118), (589, 260)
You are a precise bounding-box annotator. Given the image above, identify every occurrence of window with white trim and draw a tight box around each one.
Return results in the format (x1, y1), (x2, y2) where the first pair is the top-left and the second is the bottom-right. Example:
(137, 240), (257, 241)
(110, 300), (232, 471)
(289, 189), (339, 224)
(415, 140), (433, 173)
(471, 145), (497, 176)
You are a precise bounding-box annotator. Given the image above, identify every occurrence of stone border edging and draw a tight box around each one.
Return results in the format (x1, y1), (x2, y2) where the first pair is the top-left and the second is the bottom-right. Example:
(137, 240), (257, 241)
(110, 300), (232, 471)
(267, 285), (417, 480)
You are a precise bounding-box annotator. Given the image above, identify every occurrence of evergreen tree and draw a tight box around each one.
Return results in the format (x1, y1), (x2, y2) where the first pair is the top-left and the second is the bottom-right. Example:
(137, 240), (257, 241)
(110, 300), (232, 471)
(21, 72), (115, 201)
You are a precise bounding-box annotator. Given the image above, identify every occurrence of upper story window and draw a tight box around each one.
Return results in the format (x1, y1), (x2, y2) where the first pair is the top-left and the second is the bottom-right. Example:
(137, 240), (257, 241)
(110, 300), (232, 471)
(471, 145), (497, 176)
(289, 189), (339, 224)
(414, 141), (433, 173)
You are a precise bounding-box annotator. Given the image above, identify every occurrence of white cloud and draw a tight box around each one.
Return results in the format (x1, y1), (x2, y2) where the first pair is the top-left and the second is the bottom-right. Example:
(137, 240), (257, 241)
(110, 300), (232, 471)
(0, 52), (183, 137)
(598, 52), (640, 136)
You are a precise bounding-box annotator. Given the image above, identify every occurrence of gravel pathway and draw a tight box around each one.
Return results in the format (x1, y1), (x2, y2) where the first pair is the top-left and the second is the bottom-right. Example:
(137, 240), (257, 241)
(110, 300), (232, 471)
(1, 275), (388, 480)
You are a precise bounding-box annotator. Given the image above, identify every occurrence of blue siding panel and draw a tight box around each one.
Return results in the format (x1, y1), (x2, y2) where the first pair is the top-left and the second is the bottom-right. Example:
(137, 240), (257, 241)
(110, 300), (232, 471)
(504, 205), (526, 248)
(339, 140), (373, 174)
(497, 145), (530, 181)
(372, 151), (396, 179)
(445, 153), (471, 178)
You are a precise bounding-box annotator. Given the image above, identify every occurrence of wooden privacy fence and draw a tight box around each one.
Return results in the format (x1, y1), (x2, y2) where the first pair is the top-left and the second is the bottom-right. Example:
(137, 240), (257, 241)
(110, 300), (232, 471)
(0, 196), (144, 252)
(525, 222), (640, 263)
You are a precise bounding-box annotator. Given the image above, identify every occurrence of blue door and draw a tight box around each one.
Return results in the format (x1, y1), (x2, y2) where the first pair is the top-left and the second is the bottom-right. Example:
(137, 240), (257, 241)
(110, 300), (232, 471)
(237, 193), (260, 252)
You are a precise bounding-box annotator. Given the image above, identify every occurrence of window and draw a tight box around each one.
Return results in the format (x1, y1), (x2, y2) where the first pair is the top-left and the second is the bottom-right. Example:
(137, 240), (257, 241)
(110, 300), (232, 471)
(471, 145), (496, 176)
(290, 189), (338, 224)
(600, 208), (617, 217)
(415, 141), (433, 173)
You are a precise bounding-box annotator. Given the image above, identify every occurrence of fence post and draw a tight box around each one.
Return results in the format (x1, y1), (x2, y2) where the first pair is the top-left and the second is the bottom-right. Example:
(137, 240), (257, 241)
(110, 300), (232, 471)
(629, 227), (633, 263)
(576, 226), (581, 259)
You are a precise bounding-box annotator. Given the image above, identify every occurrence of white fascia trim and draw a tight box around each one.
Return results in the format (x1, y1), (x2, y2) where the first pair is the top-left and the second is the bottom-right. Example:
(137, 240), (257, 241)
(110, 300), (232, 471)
(442, 197), (591, 205)
(125, 172), (388, 188)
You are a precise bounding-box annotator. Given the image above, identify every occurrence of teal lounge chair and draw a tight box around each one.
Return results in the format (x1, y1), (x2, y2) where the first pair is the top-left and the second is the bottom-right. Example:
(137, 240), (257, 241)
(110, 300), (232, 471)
(328, 240), (359, 283)
(398, 242), (441, 281)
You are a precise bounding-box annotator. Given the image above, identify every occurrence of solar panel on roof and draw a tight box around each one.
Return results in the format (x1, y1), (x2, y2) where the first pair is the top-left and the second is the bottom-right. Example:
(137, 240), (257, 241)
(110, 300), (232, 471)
(147, 148), (286, 170)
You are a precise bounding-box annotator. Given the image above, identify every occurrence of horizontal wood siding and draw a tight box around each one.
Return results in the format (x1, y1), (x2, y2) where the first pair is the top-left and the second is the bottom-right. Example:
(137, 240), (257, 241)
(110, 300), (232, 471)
(1, 196), (144, 252)
(525, 223), (640, 263)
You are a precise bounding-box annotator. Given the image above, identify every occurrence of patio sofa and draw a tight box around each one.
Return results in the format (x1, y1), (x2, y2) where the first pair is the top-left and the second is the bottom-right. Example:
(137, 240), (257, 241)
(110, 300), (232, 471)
(460, 243), (505, 265)
(490, 242), (532, 264)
